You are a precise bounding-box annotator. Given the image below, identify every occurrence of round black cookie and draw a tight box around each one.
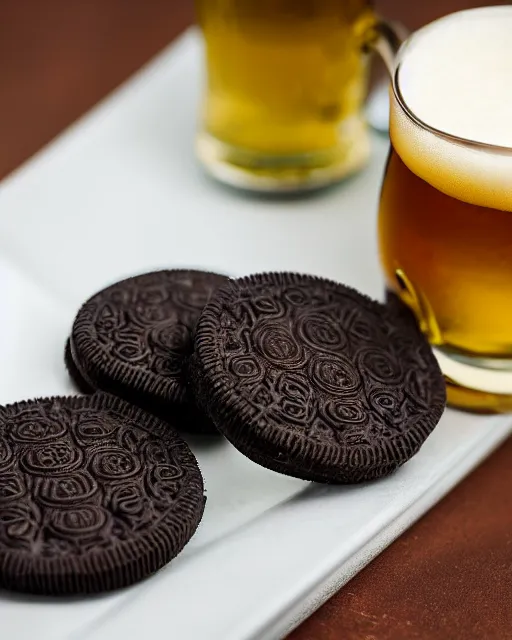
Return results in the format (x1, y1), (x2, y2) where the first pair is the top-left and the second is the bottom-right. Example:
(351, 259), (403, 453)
(0, 393), (204, 596)
(189, 272), (446, 484)
(66, 269), (228, 433)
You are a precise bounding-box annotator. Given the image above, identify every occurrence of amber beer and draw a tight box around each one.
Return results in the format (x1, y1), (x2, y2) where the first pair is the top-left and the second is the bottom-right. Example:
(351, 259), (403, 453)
(195, 0), (376, 191)
(378, 7), (512, 412)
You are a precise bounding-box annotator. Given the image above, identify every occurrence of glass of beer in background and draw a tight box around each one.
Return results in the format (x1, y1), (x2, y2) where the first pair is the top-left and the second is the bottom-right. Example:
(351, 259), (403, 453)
(195, 0), (377, 192)
(378, 7), (512, 412)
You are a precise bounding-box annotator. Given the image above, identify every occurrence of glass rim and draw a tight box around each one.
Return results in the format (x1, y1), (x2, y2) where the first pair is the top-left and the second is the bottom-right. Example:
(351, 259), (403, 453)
(391, 6), (512, 156)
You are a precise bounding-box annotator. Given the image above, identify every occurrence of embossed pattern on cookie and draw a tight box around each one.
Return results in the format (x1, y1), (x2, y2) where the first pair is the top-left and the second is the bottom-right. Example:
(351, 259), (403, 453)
(189, 272), (446, 483)
(67, 269), (228, 432)
(0, 394), (205, 595)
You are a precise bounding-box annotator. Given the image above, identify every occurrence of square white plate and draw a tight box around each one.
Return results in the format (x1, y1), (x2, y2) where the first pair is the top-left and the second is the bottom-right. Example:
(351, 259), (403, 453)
(0, 29), (510, 640)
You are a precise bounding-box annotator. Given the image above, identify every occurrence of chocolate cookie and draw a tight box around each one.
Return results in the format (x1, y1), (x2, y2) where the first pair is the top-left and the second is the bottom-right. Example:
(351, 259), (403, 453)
(0, 393), (205, 595)
(189, 272), (446, 484)
(66, 269), (228, 432)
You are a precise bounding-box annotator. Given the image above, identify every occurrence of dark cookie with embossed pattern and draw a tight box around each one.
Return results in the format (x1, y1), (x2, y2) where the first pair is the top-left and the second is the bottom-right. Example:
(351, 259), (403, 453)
(0, 393), (205, 595)
(66, 270), (228, 433)
(189, 272), (446, 484)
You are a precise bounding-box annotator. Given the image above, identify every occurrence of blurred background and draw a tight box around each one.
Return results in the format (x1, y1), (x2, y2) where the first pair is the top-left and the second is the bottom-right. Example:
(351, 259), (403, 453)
(0, 0), (507, 180)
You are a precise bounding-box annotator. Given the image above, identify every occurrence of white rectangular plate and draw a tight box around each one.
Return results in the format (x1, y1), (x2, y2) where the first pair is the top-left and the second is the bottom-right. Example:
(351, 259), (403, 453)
(0, 30), (510, 640)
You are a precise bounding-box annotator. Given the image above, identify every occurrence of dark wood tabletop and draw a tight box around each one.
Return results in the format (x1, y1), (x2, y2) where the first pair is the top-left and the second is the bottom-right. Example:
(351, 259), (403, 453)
(1, 1), (511, 638)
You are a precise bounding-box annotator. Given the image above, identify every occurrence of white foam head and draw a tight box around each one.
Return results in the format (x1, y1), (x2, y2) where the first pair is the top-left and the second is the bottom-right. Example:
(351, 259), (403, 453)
(390, 7), (512, 211)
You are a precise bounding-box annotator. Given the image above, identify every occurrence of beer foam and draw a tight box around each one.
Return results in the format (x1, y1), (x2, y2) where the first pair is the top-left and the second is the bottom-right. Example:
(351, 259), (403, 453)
(390, 7), (512, 211)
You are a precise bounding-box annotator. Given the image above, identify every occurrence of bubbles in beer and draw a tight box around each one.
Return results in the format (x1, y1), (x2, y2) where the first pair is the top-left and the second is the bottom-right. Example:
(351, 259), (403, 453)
(390, 7), (512, 212)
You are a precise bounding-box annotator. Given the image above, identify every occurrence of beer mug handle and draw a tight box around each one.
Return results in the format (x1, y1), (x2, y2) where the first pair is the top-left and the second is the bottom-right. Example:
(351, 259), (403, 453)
(368, 20), (409, 75)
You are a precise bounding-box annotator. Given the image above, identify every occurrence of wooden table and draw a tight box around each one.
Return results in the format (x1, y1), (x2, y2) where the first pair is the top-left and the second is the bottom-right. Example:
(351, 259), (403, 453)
(1, 2), (511, 638)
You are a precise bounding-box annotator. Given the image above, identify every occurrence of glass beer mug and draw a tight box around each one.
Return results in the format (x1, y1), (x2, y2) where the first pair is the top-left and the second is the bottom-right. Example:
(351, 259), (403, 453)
(377, 7), (512, 413)
(195, 0), (379, 192)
